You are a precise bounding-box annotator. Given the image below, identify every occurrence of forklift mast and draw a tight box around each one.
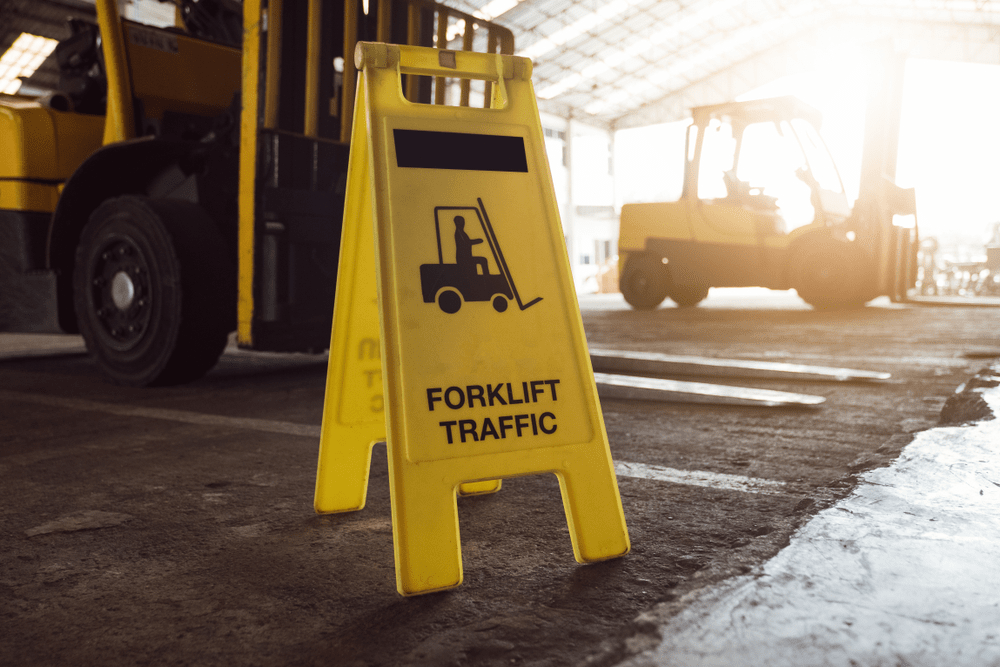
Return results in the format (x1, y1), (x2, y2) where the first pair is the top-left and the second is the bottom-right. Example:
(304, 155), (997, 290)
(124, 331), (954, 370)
(852, 46), (917, 300)
(0, 0), (513, 386)
(236, 0), (515, 352)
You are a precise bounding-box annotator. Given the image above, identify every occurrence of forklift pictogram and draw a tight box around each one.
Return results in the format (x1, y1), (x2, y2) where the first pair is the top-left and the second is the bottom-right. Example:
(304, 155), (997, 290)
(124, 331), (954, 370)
(419, 198), (543, 314)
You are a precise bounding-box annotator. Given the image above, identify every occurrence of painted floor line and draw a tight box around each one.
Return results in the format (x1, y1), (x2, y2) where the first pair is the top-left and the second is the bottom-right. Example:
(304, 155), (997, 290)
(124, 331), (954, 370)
(1, 390), (787, 496)
(0, 390), (322, 438)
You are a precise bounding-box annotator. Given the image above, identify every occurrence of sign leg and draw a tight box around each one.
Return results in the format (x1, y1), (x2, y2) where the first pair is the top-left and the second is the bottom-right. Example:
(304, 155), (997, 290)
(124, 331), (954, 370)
(314, 425), (377, 513)
(390, 467), (464, 595)
(556, 458), (631, 563)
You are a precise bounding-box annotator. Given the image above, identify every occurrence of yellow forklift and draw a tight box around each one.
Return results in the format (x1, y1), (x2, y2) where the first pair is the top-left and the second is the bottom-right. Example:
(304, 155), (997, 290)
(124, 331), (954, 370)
(617, 95), (917, 310)
(0, 0), (512, 385)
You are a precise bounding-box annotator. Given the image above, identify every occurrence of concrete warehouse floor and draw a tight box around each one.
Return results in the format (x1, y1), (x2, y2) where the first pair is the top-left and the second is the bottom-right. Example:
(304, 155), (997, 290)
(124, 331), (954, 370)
(619, 364), (1000, 667)
(1, 288), (998, 666)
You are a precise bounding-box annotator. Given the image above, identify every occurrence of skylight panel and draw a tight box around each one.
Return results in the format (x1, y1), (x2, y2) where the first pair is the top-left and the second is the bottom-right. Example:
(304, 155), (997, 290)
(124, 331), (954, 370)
(0, 33), (59, 95)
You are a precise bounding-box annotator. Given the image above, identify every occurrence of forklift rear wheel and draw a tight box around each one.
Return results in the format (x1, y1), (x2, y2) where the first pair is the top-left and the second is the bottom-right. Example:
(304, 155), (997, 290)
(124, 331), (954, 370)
(438, 289), (462, 314)
(492, 295), (508, 313)
(620, 253), (670, 310)
(73, 196), (235, 386)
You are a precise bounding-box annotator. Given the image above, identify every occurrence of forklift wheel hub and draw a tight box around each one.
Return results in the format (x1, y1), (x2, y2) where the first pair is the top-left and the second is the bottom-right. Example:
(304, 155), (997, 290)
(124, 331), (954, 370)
(111, 271), (136, 310)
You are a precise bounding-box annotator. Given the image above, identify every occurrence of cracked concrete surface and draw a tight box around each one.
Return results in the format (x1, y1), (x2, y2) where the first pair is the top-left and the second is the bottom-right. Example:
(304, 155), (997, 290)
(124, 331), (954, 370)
(616, 364), (1000, 667)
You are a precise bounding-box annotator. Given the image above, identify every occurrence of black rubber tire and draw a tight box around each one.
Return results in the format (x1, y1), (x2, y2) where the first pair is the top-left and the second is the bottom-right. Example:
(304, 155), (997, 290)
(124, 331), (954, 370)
(620, 253), (670, 310)
(791, 238), (872, 310)
(73, 196), (235, 386)
(669, 280), (710, 308)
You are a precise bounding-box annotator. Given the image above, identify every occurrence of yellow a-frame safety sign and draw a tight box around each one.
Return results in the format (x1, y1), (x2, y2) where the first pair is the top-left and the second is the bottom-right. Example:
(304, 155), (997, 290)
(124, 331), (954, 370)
(315, 42), (629, 596)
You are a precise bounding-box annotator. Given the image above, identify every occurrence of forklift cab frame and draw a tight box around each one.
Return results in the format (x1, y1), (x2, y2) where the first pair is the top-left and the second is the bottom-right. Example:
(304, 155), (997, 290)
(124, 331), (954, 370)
(682, 95), (851, 230)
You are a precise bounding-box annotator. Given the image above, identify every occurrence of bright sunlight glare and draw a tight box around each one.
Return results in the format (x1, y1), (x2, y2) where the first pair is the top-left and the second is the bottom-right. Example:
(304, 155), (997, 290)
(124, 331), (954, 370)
(615, 45), (1000, 262)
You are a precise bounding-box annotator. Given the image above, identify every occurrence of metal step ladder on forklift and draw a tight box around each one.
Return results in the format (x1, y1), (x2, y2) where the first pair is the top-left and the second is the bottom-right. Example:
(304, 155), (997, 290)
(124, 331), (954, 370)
(589, 348), (891, 407)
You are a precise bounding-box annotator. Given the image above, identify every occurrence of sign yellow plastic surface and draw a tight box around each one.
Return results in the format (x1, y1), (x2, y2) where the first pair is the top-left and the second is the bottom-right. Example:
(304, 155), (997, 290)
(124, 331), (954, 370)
(313, 80), (499, 511)
(315, 43), (629, 596)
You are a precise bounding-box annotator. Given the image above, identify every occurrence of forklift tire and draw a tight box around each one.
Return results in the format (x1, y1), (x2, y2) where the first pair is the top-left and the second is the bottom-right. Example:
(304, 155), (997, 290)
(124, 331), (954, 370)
(792, 239), (871, 310)
(73, 196), (235, 386)
(669, 281), (710, 308)
(620, 253), (670, 310)
(492, 295), (508, 313)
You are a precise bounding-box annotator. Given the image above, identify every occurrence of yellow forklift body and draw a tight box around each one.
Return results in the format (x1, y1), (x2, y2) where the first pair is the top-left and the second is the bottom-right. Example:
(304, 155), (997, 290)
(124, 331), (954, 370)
(123, 23), (241, 123)
(0, 102), (104, 181)
(696, 204), (794, 248)
(618, 200), (691, 251)
(0, 180), (57, 213)
(618, 93), (917, 310)
(693, 204), (756, 242)
(617, 96), (901, 309)
(0, 101), (103, 211)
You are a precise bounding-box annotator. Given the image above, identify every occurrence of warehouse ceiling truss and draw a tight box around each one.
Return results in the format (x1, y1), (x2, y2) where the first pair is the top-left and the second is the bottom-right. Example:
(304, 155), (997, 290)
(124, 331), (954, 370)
(2, 0), (999, 130)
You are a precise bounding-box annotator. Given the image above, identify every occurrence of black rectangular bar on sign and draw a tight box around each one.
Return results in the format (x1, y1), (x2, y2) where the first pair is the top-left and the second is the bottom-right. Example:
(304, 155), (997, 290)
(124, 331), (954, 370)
(393, 129), (528, 172)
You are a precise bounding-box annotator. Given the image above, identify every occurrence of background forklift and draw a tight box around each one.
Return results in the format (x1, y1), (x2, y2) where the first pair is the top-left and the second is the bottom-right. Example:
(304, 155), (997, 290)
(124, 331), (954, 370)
(618, 86), (917, 311)
(0, 0), (513, 385)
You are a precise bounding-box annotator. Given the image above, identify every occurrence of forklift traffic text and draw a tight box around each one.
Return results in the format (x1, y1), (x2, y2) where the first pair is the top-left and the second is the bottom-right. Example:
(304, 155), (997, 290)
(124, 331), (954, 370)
(427, 380), (561, 444)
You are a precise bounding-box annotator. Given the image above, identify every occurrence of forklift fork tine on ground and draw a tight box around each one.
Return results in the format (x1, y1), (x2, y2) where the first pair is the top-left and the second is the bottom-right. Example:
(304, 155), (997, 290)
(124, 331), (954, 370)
(589, 349), (891, 407)
(590, 348), (891, 383)
(594, 372), (826, 407)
